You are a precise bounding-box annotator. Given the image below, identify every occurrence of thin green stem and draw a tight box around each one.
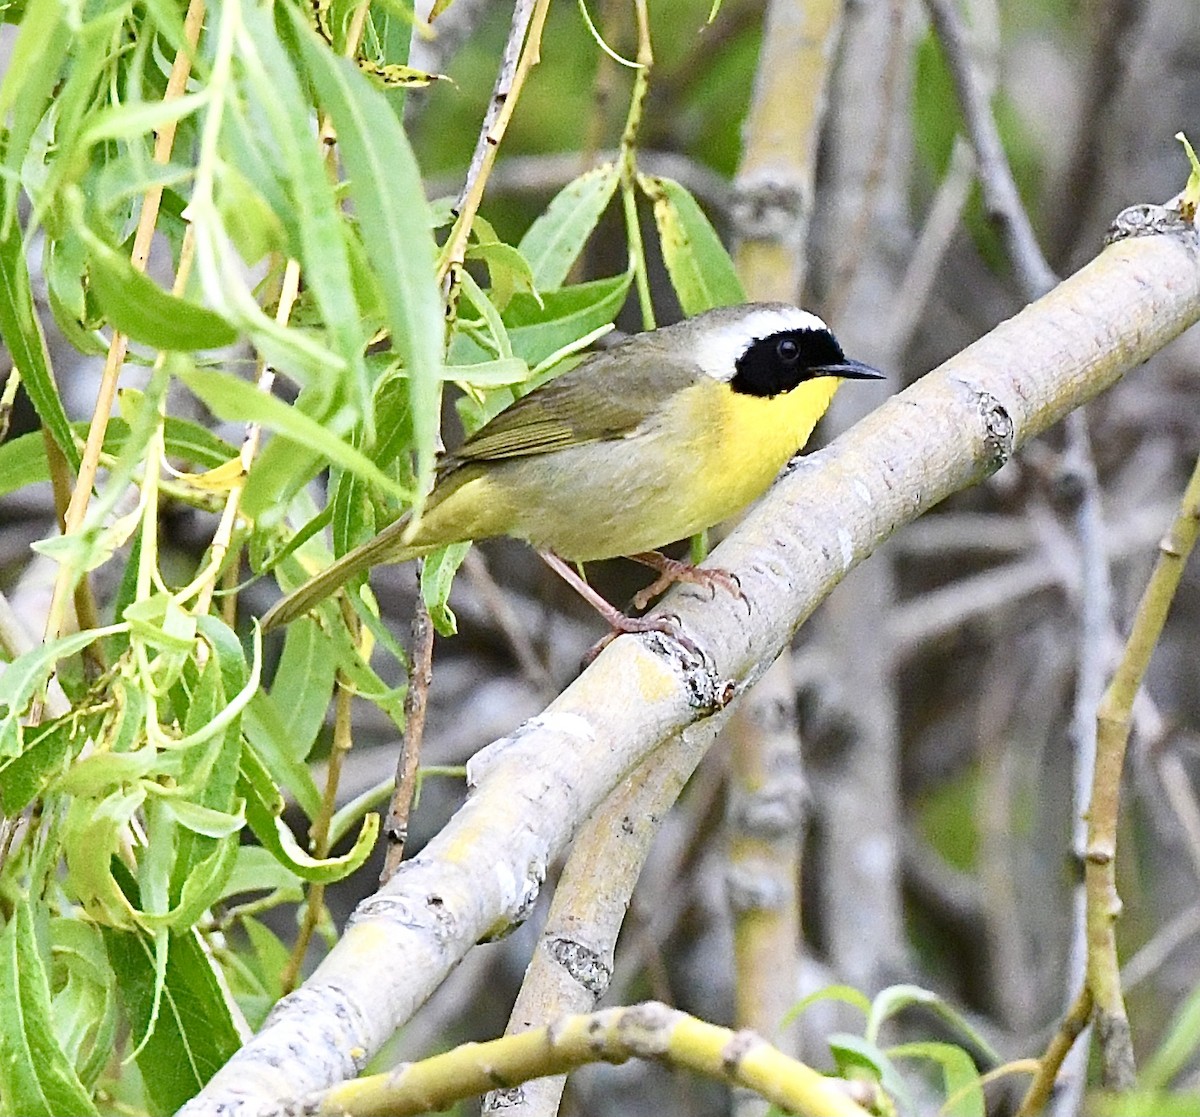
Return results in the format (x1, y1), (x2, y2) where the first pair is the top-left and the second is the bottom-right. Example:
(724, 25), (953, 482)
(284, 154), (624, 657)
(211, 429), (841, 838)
(1083, 449), (1200, 1090)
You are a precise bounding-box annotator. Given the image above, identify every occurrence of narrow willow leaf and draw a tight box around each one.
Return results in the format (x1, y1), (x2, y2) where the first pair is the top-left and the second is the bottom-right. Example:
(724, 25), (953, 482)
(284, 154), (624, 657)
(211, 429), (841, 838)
(239, 744), (378, 882)
(64, 787), (146, 928)
(0, 904), (100, 1116)
(827, 1033), (915, 1116)
(867, 984), (999, 1063)
(0, 214), (80, 469)
(640, 174), (743, 315)
(1142, 979), (1200, 1088)
(79, 90), (212, 148)
(174, 364), (412, 503)
(271, 616), (339, 763)
(0, 710), (102, 813)
(240, 4), (371, 421)
(49, 919), (118, 1090)
(518, 163), (619, 290)
(238, 379), (355, 520)
(103, 917), (242, 1113)
(888, 1042), (984, 1117)
(447, 357), (530, 386)
(781, 983), (872, 1029)
(421, 542), (471, 636)
(288, 6), (444, 497)
(0, 0), (69, 219)
(220, 846), (305, 905)
(83, 232), (238, 350)
(498, 272), (631, 369)
(466, 240), (539, 310)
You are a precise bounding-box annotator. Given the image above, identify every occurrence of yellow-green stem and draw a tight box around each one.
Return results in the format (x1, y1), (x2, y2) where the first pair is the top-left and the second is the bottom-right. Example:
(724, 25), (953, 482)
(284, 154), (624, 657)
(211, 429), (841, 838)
(1084, 449), (1200, 1089)
(617, 0), (653, 329)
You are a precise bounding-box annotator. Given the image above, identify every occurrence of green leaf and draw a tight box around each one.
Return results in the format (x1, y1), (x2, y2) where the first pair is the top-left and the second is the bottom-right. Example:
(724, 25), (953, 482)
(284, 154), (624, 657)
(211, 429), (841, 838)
(888, 1042), (984, 1117)
(640, 174), (744, 315)
(160, 797), (246, 839)
(0, 212), (80, 470)
(1177, 132), (1200, 221)
(270, 616), (339, 763)
(220, 846), (305, 905)
(238, 378), (355, 519)
(0, 903), (100, 1116)
(79, 90), (212, 148)
(239, 744), (378, 882)
(781, 983), (872, 1029)
(64, 787), (147, 927)
(240, 4), (371, 422)
(83, 231), (238, 351)
(466, 240), (539, 310)
(242, 692), (324, 819)
(502, 272), (631, 368)
(174, 364), (412, 503)
(827, 1033), (914, 1115)
(49, 920), (118, 1090)
(288, 5), (444, 498)
(0, 625), (125, 757)
(421, 542), (471, 636)
(0, 0), (69, 217)
(518, 163), (620, 290)
(103, 918), (242, 1114)
(867, 984), (999, 1063)
(1142, 978), (1200, 1088)
(446, 357), (531, 386)
(0, 710), (102, 813)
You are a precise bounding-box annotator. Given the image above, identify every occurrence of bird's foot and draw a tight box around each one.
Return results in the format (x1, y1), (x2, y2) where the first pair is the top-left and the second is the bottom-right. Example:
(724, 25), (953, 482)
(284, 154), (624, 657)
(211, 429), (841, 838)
(536, 551), (707, 667)
(581, 611), (701, 667)
(628, 551), (746, 613)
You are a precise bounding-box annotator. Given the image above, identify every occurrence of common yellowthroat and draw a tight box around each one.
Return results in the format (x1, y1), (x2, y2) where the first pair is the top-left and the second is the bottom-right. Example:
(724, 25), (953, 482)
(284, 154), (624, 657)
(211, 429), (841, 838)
(261, 303), (883, 643)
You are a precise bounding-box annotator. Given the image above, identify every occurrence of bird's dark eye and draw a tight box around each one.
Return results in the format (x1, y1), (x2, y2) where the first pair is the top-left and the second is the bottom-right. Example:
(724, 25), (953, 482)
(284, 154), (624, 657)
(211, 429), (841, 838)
(777, 338), (800, 363)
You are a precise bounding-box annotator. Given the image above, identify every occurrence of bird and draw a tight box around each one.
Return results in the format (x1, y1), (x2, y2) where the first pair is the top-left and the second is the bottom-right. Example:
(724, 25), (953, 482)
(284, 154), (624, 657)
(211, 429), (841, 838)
(260, 302), (883, 650)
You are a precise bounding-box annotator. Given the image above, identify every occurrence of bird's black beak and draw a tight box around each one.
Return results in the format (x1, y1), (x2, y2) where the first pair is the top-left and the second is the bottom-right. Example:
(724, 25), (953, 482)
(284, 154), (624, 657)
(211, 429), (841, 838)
(817, 359), (886, 380)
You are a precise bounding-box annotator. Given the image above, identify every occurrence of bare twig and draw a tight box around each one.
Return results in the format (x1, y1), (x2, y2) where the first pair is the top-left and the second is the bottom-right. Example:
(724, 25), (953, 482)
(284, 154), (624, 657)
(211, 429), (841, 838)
(724, 0), (848, 1077)
(1122, 902), (1200, 993)
(1156, 749), (1200, 882)
(617, 0), (654, 328)
(884, 136), (974, 357)
(1017, 986), (1095, 1117)
(381, 586), (436, 884)
(1052, 408), (1117, 1113)
(439, 0), (551, 312)
(1046, 0), (1144, 263)
(923, 0), (1057, 300)
(823, 0), (907, 321)
(282, 662), (357, 992)
(462, 549), (554, 694)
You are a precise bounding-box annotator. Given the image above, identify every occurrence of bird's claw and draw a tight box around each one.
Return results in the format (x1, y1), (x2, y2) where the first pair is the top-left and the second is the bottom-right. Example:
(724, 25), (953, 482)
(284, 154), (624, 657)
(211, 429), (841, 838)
(580, 611), (702, 668)
(631, 560), (747, 613)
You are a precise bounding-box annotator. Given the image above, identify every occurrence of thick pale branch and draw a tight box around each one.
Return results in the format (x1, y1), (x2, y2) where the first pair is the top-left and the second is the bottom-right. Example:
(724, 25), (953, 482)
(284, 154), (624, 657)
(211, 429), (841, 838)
(181, 214), (1200, 1115)
(482, 718), (725, 1117)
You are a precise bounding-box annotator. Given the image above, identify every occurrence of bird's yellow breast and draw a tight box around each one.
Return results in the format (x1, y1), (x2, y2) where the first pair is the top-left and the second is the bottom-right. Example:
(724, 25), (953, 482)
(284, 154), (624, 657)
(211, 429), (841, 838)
(665, 374), (842, 529)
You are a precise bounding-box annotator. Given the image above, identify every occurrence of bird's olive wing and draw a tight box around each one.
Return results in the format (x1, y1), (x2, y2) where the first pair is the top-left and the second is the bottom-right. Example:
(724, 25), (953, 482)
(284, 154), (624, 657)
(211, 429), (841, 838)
(443, 342), (701, 466)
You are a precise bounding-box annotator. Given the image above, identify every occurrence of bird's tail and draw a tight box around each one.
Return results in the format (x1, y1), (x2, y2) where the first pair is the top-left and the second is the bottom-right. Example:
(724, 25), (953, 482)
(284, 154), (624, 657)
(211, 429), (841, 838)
(260, 515), (427, 631)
